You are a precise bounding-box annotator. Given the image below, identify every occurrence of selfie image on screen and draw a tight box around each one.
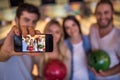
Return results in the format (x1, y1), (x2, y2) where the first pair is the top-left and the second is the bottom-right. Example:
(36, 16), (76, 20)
(22, 35), (45, 52)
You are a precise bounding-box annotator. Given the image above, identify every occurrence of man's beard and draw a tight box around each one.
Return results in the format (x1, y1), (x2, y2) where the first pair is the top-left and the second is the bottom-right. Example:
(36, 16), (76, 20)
(97, 17), (113, 29)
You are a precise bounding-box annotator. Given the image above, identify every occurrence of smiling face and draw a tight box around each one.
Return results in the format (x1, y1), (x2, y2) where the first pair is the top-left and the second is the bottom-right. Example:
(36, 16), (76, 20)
(95, 3), (113, 29)
(45, 24), (62, 44)
(16, 11), (38, 28)
(64, 19), (80, 38)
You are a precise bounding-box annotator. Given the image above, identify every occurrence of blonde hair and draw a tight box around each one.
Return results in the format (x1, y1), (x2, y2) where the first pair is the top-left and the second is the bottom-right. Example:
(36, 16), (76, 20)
(39, 19), (71, 79)
(44, 19), (69, 61)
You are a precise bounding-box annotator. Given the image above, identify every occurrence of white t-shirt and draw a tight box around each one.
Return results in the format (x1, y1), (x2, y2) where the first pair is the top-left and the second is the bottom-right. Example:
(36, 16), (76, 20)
(72, 41), (89, 80)
(90, 25), (120, 80)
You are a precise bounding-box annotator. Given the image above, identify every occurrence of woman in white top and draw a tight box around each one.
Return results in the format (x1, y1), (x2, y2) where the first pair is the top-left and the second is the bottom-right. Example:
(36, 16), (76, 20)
(63, 16), (95, 80)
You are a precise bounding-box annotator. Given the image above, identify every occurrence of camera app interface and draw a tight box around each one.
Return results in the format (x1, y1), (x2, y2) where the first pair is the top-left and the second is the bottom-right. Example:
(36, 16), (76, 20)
(22, 35), (45, 52)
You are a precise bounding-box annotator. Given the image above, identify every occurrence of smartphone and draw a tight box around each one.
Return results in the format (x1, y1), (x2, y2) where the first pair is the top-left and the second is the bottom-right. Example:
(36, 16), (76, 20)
(14, 34), (53, 52)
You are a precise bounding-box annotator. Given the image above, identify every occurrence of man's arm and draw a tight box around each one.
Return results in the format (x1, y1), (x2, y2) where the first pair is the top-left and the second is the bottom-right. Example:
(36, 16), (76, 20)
(0, 45), (11, 61)
(0, 25), (41, 62)
(0, 26), (23, 62)
(91, 63), (120, 77)
(101, 63), (120, 76)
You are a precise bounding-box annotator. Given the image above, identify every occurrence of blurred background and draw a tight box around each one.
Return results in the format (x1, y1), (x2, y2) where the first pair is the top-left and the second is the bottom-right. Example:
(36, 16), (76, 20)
(0, 0), (120, 76)
(0, 0), (120, 42)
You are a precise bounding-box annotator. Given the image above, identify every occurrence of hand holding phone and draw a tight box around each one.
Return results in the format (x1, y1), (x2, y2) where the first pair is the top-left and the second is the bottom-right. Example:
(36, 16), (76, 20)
(14, 34), (53, 53)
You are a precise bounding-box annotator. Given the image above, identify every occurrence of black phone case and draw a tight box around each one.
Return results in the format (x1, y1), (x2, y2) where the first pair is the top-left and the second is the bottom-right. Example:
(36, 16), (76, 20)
(14, 34), (53, 52)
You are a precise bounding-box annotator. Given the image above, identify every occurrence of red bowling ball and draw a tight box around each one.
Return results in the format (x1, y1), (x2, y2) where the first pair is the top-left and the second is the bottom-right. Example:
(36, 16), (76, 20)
(27, 45), (34, 51)
(43, 59), (67, 80)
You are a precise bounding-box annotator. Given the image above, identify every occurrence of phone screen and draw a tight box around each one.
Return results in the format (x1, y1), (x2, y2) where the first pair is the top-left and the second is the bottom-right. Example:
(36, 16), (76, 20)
(14, 34), (53, 52)
(22, 35), (46, 52)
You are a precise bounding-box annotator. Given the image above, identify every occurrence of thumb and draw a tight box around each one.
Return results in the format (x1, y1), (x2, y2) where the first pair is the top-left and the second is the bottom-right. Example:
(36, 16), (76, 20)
(4, 26), (19, 45)
(7, 26), (20, 40)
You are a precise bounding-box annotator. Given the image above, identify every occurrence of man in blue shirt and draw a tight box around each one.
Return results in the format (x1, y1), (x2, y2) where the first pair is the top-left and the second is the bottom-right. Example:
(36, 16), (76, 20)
(0, 3), (40, 80)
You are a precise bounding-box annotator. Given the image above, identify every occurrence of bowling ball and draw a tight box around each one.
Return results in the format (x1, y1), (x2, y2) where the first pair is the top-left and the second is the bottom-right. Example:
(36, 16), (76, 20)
(43, 59), (67, 80)
(38, 44), (44, 49)
(27, 46), (34, 51)
(88, 50), (110, 72)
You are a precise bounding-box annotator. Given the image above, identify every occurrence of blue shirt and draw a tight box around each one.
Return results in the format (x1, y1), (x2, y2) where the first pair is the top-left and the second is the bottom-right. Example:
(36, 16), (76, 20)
(0, 55), (33, 80)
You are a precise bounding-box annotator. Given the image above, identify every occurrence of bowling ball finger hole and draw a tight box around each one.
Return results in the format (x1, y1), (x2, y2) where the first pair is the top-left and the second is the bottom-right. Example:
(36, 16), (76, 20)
(93, 56), (97, 63)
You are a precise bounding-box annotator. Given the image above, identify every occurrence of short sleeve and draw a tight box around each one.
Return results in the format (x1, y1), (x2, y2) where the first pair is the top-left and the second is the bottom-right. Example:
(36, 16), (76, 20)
(116, 29), (120, 57)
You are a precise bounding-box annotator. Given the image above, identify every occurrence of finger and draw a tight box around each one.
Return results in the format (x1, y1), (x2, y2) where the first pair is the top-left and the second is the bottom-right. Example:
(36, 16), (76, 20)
(91, 67), (100, 76)
(13, 53), (24, 56)
(99, 70), (103, 73)
(11, 51), (25, 56)
(91, 67), (95, 72)
(20, 26), (28, 37)
(27, 52), (42, 56)
(14, 26), (20, 36)
(26, 53), (41, 56)
(28, 27), (35, 36)
(7, 26), (16, 39)
(99, 70), (106, 76)
(35, 30), (41, 35)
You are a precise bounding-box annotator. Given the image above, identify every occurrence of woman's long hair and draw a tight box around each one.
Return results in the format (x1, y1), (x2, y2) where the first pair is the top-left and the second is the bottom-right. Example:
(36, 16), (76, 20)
(44, 19), (68, 60)
(39, 19), (71, 79)
(62, 15), (82, 39)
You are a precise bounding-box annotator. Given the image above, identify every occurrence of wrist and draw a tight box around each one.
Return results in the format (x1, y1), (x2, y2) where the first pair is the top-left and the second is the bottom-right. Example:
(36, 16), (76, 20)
(0, 45), (11, 61)
(102, 70), (112, 77)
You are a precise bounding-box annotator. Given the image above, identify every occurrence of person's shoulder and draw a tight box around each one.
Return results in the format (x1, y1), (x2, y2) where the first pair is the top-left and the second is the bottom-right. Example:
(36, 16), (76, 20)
(64, 38), (70, 43)
(90, 23), (98, 34)
(114, 27), (120, 36)
(90, 23), (98, 27)
(90, 23), (98, 30)
(82, 34), (89, 40)
(82, 34), (89, 37)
